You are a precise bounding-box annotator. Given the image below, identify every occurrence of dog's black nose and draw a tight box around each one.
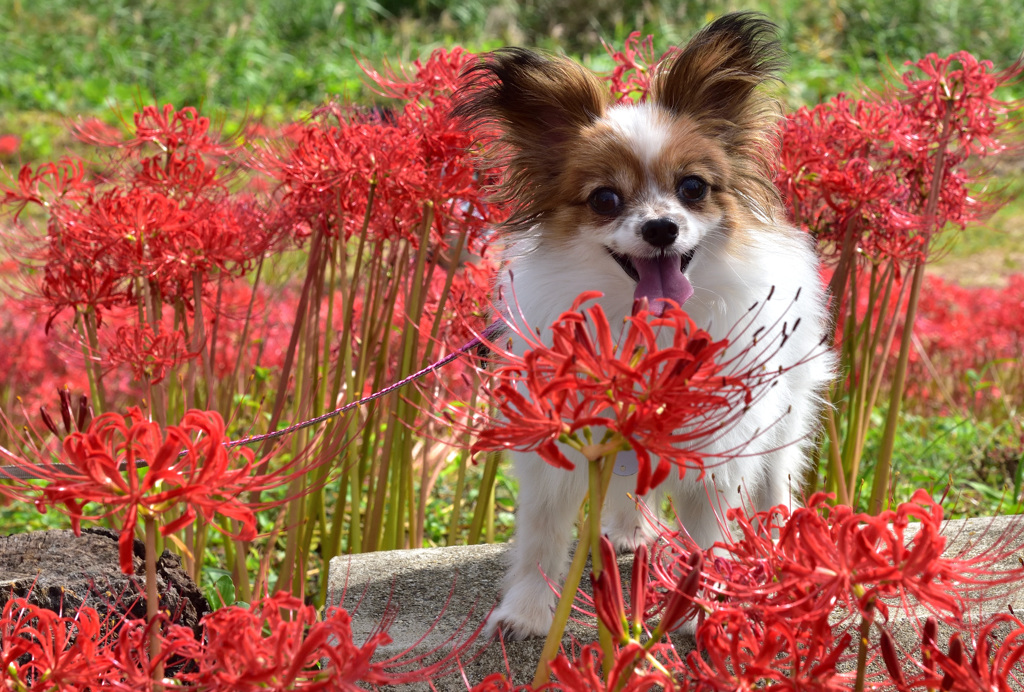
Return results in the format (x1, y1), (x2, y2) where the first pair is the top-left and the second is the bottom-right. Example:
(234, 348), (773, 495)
(640, 218), (678, 248)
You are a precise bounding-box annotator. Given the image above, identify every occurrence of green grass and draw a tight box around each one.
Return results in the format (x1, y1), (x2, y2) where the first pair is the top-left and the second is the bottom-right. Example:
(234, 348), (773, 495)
(848, 409), (1023, 518)
(933, 172), (1024, 279)
(1, 0), (1022, 118)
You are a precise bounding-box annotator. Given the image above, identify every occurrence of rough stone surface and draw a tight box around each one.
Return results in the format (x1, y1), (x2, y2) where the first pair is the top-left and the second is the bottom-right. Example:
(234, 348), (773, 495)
(0, 528), (210, 635)
(329, 542), (687, 690)
(328, 515), (1024, 689)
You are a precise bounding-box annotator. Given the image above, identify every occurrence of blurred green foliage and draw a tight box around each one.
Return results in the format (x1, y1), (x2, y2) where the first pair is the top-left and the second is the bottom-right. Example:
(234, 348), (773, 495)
(854, 409), (1023, 519)
(1, 0), (1021, 115)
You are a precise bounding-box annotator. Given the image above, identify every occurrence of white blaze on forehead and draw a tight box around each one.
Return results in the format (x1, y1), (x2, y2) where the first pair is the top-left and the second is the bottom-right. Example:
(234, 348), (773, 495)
(602, 102), (672, 167)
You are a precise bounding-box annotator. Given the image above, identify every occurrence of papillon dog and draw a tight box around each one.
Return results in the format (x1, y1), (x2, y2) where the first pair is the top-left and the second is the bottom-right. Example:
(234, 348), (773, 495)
(453, 12), (834, 639)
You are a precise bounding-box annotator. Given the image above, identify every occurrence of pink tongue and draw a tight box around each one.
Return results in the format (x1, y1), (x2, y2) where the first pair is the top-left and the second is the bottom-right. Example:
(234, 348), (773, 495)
(632, 255), (694, 316)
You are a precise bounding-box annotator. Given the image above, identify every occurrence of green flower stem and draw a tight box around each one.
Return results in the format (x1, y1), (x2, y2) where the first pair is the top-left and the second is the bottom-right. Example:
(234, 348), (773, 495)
(532, 519), (592, 688)
(468, 448), (501, 545)
(853, 596), (876, 692)
(144, 515), (164, 685)
(869, 105), (952, 515)
(588, 456), (616, 678)
(533, 450), (616, 687)
(824, 405), (850, 507)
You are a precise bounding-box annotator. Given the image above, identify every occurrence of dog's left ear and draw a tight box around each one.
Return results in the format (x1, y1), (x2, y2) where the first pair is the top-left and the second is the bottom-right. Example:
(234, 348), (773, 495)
(652, 12), (785, 159)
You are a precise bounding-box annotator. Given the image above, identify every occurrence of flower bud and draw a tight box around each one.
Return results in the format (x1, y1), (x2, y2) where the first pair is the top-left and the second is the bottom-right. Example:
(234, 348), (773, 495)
(657, 550), (703, 636)
(630, 543), (648, 635)
(39, 406), (60, 438)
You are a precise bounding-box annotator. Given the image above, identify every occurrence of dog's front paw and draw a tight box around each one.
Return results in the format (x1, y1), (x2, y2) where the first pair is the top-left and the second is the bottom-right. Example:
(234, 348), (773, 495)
(602, 527), (648, 554)
(602, 518), (661, 554)
(485, 598), (554, 640)
(667, 614), (698, 638)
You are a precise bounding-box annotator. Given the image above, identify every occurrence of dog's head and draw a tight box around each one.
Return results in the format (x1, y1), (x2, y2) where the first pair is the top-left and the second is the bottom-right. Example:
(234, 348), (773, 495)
(453, 12), (786, 313)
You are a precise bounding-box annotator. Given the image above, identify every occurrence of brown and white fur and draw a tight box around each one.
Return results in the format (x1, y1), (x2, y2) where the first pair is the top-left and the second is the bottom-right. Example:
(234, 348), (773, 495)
(453, 13), (833, 639)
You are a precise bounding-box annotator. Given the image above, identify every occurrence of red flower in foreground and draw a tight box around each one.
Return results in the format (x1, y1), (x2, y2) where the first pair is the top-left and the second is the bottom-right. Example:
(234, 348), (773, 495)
(180, 592), (386, 691)
(548, 642), (679, 692)
(179, 591), (475, 691)
(470, 293), (776, 495)
(663, 490), (1024, 632)
(0, 597), (103, 689)
(918, 613), (1024, 691)
(687, 610), (852, 691)
(0, 408), (315, 573)
(0, 597), (195, 690)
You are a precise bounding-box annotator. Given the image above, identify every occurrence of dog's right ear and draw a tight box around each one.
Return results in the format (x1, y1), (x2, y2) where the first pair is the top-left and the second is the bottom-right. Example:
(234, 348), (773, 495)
(452, 49), (609, 229)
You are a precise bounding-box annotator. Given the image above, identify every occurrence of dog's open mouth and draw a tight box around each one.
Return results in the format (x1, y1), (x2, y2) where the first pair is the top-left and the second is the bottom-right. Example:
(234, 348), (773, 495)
(607, 248), (696, 314)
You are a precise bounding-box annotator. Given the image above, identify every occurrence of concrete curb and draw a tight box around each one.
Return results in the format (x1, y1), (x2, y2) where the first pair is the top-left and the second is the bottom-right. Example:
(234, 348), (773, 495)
(327, 515), (1024, 689)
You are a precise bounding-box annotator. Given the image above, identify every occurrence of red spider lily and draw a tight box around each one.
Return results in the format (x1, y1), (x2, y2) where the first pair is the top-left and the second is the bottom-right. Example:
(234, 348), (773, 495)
(0, 596), (197, 690)
(74, 104), (232, 157)
(0, 407), (318, 573)
(646, 488), (1024, 688)
(779, 52), (1019, 266)
(0, 296), (92, 418)
(101, 616), (199, 689)
(259, 48), (500, 254)
(902, 51), (1020, 156)
(695, 490), (1024, 625)
(106, 324), (194, 384)
(547, 642), (681, 692)
(687, 609), (853, 691)
(917, 613), (1024, 691)
(0, 133), (18, 156)
(591, 536), (629, 645)
(178, 591), (467, 691)
(903, 273), (1024, 414)
(0, 596), (105, 689)
(39, 387), (92, 439)
(601, 32), (677, 104)
(655, 549), (704, 638)
(1, 104), (273, 328)
(469, 293), (778, 496)
(363, 45), (477, 103)
(1, 157), (92, 219)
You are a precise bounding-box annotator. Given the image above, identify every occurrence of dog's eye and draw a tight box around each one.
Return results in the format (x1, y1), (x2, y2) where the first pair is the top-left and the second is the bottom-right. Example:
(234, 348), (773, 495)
(588, 188), (623, 216)
(677, 176), (708, 203)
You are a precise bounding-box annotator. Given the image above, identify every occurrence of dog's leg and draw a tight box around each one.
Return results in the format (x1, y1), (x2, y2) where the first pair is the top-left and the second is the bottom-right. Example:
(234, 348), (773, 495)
(602, 475), (662, 553)
(488, 453), (588, 639)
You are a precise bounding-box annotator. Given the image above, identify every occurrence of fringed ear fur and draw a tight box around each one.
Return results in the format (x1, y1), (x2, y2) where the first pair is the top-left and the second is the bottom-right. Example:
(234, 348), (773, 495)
(652, 12), (786, 206)
(451, 48), (610, 232)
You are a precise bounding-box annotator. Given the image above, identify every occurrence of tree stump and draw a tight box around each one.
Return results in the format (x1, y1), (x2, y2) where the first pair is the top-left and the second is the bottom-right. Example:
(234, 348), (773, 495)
(0, 528), (210, 636)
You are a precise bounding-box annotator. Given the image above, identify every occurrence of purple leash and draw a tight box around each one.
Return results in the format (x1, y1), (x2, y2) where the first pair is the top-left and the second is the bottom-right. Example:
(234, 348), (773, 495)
(0, 322), (505, 481)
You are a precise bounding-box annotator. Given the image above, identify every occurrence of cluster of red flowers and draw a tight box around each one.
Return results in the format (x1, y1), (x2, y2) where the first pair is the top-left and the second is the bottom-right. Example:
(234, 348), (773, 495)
(1, 106), (276, 327)
(260, 47), (498, 253)
(469, 293), (797, 496)
(829, 267), (1024, 415)
(0, 591), (454, 691)
(0, 287), (92, 410)
(0, 407), (323, 574)
(778, 52), (1017, 265)
(602, 32), (677, 103)
(549, 491), (1024, 691)
(907, 274), (1024, 413)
